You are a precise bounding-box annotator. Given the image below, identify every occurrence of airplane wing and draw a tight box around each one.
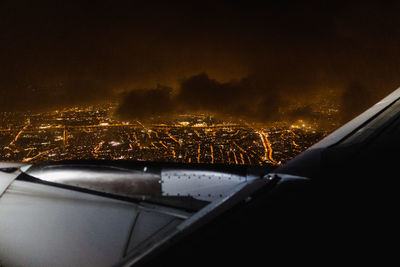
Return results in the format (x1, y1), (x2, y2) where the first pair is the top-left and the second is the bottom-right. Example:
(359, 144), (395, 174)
(0, 161), (279, 266)
(2, 88), (399, 266)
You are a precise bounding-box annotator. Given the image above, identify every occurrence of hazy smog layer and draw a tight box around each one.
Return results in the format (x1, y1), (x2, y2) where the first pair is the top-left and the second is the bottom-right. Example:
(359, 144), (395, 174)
(1, 1), (400, 124)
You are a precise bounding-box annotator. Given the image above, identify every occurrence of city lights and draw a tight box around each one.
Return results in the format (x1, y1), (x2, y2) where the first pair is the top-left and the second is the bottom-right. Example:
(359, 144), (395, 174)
(0, 105), (327, 165)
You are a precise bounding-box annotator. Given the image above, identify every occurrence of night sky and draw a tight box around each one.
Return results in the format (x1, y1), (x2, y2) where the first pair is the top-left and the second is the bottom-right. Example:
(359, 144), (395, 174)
(1, 0), (400, 124)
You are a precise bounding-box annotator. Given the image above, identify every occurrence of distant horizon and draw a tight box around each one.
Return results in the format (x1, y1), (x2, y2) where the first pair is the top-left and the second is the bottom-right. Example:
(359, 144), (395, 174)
(2, 1), (399, 124)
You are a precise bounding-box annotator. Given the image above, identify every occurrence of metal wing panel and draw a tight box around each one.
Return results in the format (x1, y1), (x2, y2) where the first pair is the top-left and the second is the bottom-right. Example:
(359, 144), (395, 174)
(126, 210), (182, 254)
(0, 171), (18, 196)
(0, 180), (138, 267)
(161, 170), (248, 201)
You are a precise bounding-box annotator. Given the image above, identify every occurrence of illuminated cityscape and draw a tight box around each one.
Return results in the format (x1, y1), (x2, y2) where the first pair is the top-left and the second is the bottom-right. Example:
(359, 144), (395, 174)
(0, 105), (331, 166)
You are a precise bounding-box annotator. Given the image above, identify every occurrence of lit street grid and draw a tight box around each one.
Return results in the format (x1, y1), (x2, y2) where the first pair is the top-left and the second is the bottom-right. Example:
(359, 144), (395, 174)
(0, 105), (327, 166)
